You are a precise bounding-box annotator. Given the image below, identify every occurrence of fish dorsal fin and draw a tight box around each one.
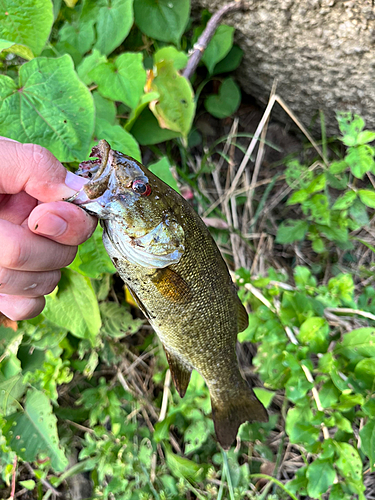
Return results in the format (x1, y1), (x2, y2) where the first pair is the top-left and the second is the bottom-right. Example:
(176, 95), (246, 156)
(237, 297), (249, 333)
(163, 347), (192, 398)
(151, 268), (192, 304)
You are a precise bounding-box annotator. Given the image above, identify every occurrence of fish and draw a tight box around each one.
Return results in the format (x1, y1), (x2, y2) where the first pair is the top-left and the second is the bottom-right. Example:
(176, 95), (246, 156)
(68, 140), (268, 449)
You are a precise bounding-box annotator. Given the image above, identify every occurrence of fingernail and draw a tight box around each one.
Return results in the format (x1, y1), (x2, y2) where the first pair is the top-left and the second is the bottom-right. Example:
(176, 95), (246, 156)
(65, 171), (87, 191)
(34, 214), (68, 237)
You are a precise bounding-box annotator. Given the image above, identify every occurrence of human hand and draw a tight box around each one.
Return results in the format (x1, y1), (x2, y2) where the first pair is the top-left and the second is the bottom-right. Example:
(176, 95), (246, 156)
(0, 138), (97, 321)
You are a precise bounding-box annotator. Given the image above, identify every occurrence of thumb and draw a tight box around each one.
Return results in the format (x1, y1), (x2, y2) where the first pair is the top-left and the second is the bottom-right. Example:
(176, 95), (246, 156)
(0, 138), (87, 202)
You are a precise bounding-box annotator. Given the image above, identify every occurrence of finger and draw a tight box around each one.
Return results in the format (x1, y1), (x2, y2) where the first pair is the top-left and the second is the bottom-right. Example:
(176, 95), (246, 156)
(0, 219), (77, 271)
(0, 268), (61, 297)
(28, 201), (97, 245)
(0, 191), (37, 224)
(0, 294), (45, 321)
(0, 139), (88, 202)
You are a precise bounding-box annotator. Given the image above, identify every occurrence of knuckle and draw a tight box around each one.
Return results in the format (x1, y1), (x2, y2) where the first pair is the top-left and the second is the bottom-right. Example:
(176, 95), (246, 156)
(43, 270), (61, 295)
(1, 238), (29, 270)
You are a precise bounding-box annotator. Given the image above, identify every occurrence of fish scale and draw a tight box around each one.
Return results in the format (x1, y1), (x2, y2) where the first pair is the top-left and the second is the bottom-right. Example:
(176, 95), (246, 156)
(68, 140), (268, 449)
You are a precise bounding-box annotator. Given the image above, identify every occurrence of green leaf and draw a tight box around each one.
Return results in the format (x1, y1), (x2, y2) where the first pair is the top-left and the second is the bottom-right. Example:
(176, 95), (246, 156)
(335, 442), (362, 482)
(0, 375), (25, 416)
(94, 118), (141, 161)
(125, 91), (159, 131)
(337, 112), (365, 137)
(184, 420), (210, 454)
(100, 302), (143, 338)
(350, 199), (369, 226)
(89, 52), (146, 110)
(253, 388), (275, 409)
(319, 381), (340, 408)
(87, 0), (134, 56)
(335, 327), (375, 361)
(148, 157), (180, 193)
(305, 174), (326, 194)
(154, 46), (188, 70)
(212, 45), (243, 75)
(286, 406), (320, 446)
(287, 189), (308, 205)
(346, 145), (375, 179)
(358, 189), (375, 208)
(204, 78), (241, 119)
(306, 460), (336, 498)
(329, 160), (348, 174)
(165, 446), (207, 483)
(354, 358), (375, 391)
(4, 389), (68, 472)
(69, 225), (116, 279)
(59, 19), (95, 56)
(19, 480), (35, 490)
(0, 55), (94, 162)
(0, 39), (33, 60)
(44, 269), (101, 343)
(357, 130), (375, 145)
(332, 190), (357, 210)
(305, 194), (330, 225)
(0, 0), (53, 56)
(359, 419), (375, 471)
(201, 25), (234, 74)
(150, 60), (195, 137)
(134, 0), (190, 45)
(276, 219), (308, 244)
(298, 317), (329, 353)
(77, 49), (107, 85)
(93, 91), (117, 125)
(131, 108), (181, 145)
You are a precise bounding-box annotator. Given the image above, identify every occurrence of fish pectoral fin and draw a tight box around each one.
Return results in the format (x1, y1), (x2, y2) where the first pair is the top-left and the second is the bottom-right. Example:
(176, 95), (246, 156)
(151, 268), (192, 304)
(210, 381), (268, 450)
(163, 347), (192, 398)
(126, 285), (153, 320)
(237, 297), (249, 333)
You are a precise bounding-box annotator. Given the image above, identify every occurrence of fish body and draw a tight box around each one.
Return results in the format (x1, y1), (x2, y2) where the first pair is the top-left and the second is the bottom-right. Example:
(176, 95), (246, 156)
(70, 140), (267, 448)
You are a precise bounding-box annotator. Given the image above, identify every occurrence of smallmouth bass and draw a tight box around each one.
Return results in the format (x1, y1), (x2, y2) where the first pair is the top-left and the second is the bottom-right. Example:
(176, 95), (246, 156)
(69, 140), (267, 449)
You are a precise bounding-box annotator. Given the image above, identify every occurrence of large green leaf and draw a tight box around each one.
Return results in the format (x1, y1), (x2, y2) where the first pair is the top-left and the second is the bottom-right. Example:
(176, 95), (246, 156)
(81, 0), (133, 56)
(346, 145), (375, 179)
(94, 118), (141, 161)
(4, 389), (68, 472)
(0, 0), (53, 56)
(0, 55), (94, 162)
(59, 19), (95, 56)
(306, 460), (336, 498)
(89, 53), (146, 110)
(201, 25), (234, 74)
(0, 375), (25, 416)
(359, 419), (375, 471)
(69, 225), (116, 279)
(335, 328), (375, 361)
(150, 60), (195, 138)
(148, 157), (180, 193)
(44, 268), (101, 343)
(0, 39), (33, 60)
(131, 108), (181, 145)
(134, 0), (190, 45)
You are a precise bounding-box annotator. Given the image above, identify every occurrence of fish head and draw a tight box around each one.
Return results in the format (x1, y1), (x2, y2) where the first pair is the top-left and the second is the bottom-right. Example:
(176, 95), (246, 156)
(69, 140), (185, 268)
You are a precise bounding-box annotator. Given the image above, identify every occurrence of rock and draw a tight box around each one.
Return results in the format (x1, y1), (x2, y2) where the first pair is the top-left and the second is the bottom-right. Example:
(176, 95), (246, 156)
(193, 0), (375, 135)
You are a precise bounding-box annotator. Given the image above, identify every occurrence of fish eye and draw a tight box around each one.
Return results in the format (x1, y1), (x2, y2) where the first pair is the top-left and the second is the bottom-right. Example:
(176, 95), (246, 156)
(132, 179), (152, 196)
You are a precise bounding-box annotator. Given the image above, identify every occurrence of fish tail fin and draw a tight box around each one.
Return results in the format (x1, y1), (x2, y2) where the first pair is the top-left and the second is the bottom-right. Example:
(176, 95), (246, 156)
(210, 381), (268, 450)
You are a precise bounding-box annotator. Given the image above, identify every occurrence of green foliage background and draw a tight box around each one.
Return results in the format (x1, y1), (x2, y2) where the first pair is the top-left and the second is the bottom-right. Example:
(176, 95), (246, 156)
(1, 0), (375, 499)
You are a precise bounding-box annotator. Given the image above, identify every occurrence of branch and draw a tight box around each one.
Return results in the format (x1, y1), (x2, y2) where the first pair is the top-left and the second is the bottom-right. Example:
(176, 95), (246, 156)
(183, 0), (248, 80)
